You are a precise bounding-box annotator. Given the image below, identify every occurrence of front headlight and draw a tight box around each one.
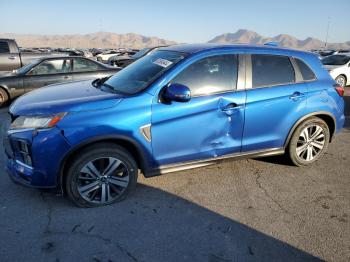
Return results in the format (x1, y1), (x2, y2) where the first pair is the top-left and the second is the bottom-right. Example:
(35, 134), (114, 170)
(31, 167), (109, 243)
(10, 113), (67, 130)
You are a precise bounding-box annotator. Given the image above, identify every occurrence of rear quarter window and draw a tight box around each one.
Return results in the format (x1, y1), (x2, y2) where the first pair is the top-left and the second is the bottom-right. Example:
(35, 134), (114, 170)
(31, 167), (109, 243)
(251, 54), (295, 88)
(295, 58), (316, 81)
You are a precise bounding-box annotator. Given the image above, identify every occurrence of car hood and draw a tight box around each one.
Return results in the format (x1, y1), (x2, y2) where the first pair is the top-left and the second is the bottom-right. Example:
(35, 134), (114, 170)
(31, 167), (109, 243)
(0, 71), (16, 78)
(323, 64), (344, 71)
(10, 80), (123, 116)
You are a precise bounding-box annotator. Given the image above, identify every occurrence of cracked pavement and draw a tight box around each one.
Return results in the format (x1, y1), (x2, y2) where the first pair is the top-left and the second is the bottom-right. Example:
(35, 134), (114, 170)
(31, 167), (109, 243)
(0, 106), (349, 262)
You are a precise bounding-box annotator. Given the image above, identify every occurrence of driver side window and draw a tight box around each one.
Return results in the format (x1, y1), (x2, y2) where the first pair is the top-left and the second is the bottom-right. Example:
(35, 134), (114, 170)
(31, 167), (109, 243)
(172, 54), (238, 96)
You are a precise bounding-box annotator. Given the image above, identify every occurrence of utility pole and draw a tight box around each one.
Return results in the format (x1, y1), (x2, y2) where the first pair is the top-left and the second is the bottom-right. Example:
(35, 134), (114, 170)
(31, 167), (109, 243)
(324, 16), (330, 50)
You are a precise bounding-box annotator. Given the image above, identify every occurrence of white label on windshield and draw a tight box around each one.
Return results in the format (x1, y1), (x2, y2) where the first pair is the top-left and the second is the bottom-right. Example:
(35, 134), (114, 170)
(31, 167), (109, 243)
(153, 58), (173, 68)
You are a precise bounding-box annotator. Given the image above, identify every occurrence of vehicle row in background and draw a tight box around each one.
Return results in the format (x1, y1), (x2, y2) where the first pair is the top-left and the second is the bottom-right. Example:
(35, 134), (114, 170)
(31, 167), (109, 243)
(321, 54), (350, 87)
(107, 46), (166, 68)
(0, 56), (119, 107)
(0, 39), (68, 72)
(311, 49), (350, 59)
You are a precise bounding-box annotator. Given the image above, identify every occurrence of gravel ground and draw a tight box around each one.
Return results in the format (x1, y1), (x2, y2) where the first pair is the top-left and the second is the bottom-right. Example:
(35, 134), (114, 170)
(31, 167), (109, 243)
(0, 106), (349, 262)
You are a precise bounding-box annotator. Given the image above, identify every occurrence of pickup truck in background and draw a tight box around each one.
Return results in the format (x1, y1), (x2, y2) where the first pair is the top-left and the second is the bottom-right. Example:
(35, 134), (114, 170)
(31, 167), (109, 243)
(0, 39), (67, 72)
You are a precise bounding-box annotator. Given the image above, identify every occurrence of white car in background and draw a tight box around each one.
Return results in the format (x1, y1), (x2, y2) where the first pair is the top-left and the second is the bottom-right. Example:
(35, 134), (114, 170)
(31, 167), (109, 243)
(322, 54), (350, 87)
(95, 50), (121, 63)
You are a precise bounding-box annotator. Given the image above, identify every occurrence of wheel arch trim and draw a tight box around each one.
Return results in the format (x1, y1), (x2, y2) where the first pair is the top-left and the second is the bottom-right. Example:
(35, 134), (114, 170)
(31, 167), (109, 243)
(57, 134), (150, 189)
(284, 111), (336, 147)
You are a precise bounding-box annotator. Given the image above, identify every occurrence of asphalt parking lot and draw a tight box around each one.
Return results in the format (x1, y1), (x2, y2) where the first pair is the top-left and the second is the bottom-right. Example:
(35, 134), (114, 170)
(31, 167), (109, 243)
(0, 105), (349, 262)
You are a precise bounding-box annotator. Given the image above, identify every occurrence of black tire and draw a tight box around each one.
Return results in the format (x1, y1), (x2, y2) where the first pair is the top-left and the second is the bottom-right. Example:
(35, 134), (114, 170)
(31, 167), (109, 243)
(0, 88), (9, 107)
(65, 143), (138, 207)
(335, 75), (346, 87)
(288, 117), (330, 166)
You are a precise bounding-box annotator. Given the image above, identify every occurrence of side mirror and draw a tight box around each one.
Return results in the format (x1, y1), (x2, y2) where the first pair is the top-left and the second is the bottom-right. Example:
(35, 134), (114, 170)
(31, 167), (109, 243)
(163, 83), (191, 103)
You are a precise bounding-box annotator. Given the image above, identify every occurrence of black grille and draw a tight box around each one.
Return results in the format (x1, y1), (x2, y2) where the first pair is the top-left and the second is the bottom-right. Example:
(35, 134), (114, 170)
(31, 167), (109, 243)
(17, 140), (33, 167)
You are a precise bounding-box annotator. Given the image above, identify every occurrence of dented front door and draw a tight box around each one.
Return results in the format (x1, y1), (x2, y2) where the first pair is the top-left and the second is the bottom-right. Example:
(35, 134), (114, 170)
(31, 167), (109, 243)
(151, 91), (246, 166)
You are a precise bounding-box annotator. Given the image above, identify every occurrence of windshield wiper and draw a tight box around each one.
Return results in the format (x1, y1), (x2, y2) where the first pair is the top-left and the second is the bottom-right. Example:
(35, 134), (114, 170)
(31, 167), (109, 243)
(101, 83), (118, 93)
(92, 76), (111, 88)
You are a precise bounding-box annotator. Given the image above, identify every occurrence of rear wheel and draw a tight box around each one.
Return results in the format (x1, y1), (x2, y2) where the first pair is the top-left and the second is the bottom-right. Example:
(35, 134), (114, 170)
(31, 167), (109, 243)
(65, 143), (138, 207)
(288, 117), (330, 166)
(0, 88), (9, 107)
(335, 75), (346, 87)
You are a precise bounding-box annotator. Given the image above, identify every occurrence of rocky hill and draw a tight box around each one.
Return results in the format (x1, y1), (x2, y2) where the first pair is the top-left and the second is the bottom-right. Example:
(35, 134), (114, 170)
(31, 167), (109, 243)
(208, 29), (350, 50)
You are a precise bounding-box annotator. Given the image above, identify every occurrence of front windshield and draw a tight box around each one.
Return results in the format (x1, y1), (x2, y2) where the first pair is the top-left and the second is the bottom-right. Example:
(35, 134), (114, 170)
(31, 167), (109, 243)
(16, 59), (41, 75)
(131, 48), (151, 59)
(104, 50), (185, 94)
(322, 55), (350, 66)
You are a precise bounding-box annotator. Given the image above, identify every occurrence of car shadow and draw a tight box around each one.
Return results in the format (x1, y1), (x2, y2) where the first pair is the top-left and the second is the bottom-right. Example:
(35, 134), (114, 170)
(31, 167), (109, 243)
(0, 180), (325, 261)
(253, 154), (294, 166)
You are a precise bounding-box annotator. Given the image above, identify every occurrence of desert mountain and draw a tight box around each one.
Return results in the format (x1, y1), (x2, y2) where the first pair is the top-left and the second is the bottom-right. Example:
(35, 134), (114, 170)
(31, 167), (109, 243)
(0, 30), (349, 50)
(208, 29), (350, 50)
(0, 32), (176, 49)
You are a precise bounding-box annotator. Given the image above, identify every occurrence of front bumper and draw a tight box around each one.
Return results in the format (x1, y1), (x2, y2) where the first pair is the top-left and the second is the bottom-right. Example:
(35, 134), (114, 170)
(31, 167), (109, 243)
(4, 123), (71, 188)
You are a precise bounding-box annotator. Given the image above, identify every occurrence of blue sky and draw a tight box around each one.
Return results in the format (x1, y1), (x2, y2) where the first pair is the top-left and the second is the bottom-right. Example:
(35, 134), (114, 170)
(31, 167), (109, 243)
(0, 0), (349, 43)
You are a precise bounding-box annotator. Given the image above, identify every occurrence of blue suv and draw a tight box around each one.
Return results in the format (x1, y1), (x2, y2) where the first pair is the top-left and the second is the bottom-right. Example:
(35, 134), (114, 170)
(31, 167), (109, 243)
(3, 44), (345, 207)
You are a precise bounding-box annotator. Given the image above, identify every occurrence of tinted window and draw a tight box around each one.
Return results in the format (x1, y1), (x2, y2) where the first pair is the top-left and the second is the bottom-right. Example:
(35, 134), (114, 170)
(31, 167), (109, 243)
(322, 55), (350, 66)
(105, 50), (184, 94)
(0, 42), (10, 53)
(73, 58), (101, 72)
(295, 59), (316, 81)
(252, 55), (295, 87)
(29, 59), (71, 75)
(172, 55), (238, 96)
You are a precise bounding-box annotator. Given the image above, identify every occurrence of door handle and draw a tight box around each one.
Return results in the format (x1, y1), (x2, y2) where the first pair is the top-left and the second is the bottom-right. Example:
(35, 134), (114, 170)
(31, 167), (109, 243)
(63, 75), (72, 79)
(289, 91), (305, 101)
(221, 103), (242, 116)
(221, 103), (241, 111)
(8, 56), (16, 60)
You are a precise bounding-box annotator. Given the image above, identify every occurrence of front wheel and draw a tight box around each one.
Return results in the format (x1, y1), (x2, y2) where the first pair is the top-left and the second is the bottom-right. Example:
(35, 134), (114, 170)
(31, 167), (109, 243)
(65, 143), (138, 207)
(288, 117), (330, 166)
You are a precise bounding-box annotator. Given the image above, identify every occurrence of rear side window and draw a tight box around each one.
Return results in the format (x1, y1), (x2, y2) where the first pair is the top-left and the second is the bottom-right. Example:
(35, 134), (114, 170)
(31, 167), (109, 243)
(172, 54), (238, 96)
(251, 55), (295, 88)
(0, 41), (10, 53)
(73, 58), (101, 72)
(295, 58), (316, 81)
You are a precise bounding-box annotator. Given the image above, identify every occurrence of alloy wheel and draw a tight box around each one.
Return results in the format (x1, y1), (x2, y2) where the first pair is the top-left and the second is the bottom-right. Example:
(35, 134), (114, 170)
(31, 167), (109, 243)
(336, 76), (346, 87)
(296, 124), (326, 162)
(77, 157), (130, 204)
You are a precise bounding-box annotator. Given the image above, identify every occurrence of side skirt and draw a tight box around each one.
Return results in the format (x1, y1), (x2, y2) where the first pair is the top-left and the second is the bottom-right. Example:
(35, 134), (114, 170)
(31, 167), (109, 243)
(144, 147), (285, 177)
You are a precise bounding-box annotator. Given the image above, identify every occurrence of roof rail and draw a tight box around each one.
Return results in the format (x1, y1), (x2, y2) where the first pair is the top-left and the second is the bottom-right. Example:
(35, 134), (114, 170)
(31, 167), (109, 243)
(264, 42), (278, 47)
